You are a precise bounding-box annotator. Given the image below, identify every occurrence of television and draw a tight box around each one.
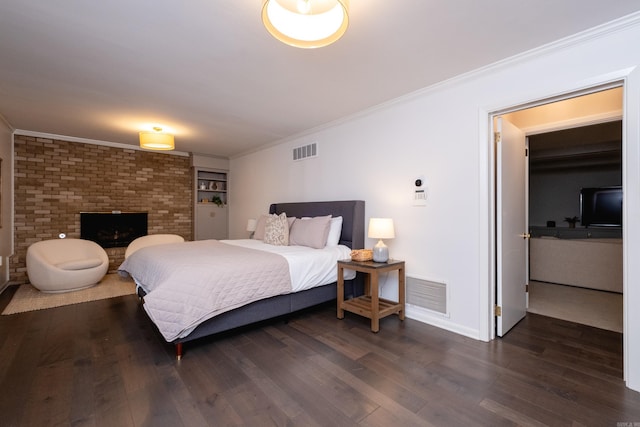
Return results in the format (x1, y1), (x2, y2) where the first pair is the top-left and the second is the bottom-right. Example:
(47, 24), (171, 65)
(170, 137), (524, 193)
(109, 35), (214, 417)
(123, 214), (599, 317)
(580, 186), (622, 227)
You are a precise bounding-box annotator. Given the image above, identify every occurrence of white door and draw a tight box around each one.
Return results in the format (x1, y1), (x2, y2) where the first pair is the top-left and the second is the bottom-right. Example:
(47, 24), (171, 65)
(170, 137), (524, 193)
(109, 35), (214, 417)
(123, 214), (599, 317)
(496, 117), (528, 336)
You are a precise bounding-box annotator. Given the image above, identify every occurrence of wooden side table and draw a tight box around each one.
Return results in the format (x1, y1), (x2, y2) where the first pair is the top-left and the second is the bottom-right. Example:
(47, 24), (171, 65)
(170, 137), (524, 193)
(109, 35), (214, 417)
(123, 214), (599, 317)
(337, 259), (405, 332)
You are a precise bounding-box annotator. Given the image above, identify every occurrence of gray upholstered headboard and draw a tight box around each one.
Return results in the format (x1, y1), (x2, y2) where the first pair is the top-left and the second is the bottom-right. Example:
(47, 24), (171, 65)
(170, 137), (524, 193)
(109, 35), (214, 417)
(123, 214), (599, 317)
(269, 200), (365, 249)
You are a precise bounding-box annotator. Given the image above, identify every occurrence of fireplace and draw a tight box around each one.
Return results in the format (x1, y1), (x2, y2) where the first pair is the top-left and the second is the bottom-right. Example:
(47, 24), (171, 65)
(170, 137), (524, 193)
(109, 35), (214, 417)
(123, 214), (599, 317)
(80, 211), (148, 248)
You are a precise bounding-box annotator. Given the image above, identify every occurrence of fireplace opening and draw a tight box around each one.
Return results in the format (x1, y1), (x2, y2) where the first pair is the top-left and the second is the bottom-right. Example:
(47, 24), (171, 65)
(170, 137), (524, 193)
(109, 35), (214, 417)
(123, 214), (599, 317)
(80, 212), (148, 248)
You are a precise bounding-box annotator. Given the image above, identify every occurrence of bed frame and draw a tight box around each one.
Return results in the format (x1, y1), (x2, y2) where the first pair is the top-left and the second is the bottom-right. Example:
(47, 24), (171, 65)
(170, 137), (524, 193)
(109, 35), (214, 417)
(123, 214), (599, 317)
(165, 200), (365, 359)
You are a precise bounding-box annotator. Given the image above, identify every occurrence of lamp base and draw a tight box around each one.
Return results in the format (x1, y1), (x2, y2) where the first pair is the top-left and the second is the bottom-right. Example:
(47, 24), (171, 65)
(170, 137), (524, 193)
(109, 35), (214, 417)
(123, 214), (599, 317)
(372, 239), (389, 262)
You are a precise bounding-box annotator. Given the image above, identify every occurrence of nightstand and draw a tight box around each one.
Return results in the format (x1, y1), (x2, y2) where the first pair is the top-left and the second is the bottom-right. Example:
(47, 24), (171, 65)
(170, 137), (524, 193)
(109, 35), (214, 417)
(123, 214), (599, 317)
(337, 259), (405, 332)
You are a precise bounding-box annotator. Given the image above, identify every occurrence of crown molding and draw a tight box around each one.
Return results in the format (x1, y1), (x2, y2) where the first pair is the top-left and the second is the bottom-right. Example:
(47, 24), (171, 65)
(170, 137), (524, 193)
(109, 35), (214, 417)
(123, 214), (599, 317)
(13, 129), (190, 157)
(231, 11), (640, 159)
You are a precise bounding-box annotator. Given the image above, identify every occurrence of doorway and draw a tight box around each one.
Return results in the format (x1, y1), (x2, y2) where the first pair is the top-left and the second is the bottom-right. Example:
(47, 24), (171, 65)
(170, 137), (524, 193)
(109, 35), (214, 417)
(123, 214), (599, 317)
(494, 86), (624, 337)
(524, 120), (623, 332)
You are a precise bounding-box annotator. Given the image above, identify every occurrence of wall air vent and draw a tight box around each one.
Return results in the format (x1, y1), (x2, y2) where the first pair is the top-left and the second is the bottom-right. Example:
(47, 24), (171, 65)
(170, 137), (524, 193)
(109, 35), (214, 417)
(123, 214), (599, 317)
(293, 142), (318, 161)
(406, 276), (448, 315)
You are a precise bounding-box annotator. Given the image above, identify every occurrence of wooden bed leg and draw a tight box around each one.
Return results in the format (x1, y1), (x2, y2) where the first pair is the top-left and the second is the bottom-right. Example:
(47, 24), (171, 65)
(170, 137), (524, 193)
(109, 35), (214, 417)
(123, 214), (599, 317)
(175, 342), (183, 361)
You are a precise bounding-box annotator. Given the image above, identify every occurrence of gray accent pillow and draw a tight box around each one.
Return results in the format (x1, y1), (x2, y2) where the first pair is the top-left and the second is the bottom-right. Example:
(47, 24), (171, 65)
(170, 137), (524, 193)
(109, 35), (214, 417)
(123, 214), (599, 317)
(253, 214), (268, 240)
(289, 215), (332, 249)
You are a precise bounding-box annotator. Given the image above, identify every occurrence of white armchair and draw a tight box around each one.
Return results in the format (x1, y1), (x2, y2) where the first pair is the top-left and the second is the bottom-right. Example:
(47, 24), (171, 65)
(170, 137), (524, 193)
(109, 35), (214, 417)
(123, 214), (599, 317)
(124, 234), (185, 259)
(26, 238), (109, 293)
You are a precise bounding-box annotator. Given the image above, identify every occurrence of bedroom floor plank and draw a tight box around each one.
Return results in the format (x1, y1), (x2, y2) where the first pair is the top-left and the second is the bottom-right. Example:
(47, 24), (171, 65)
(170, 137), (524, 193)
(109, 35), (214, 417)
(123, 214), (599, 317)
(0, 311), (51, 426)
(173, 346), (247, 425)
(236, 328), (364, 426)
(1, 293), (640, 426)
(216, 338), (326, 427)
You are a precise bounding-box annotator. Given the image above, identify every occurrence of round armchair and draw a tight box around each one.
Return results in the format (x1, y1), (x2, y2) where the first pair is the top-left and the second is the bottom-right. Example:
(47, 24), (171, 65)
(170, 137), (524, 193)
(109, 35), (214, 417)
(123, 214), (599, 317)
(124, 234), (185, 259)
(26, 238), (109, 293)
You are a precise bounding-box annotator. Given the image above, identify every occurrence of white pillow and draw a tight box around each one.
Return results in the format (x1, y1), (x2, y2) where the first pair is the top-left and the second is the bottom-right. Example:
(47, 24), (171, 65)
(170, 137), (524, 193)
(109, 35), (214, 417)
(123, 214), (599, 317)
(325, 216), (343, 247)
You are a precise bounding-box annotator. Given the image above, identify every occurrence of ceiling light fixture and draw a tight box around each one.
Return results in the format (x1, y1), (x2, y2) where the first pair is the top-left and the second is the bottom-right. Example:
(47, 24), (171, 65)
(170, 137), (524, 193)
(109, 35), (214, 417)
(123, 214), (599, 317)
(261, 0), (349, 49)
(139, 127), (175, 151)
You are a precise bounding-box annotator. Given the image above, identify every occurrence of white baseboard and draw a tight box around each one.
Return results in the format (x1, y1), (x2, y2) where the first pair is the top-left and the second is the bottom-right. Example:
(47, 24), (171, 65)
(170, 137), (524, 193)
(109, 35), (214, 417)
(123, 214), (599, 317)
(406, 304), (482, 341)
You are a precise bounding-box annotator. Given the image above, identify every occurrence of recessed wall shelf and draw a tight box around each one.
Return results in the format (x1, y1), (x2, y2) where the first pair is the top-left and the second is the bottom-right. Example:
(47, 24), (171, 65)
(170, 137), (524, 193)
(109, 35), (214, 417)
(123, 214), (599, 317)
(194, 168), (228, 240)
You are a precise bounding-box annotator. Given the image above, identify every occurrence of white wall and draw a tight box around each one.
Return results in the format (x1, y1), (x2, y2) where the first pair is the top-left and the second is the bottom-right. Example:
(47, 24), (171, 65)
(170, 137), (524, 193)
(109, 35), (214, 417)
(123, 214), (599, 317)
(229, 15), (640, 391)
(0, 117), (12, 290)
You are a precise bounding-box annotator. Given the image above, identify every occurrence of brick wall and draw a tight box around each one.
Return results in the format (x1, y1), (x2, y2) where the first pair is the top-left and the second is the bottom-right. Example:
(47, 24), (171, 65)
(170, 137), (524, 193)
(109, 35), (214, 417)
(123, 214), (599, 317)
(10, 136), (193, 284)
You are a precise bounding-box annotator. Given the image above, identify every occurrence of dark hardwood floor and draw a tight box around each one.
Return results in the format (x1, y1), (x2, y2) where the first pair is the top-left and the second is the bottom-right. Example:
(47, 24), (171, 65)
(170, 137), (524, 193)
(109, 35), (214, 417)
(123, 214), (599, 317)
(1, 287), (639, 426)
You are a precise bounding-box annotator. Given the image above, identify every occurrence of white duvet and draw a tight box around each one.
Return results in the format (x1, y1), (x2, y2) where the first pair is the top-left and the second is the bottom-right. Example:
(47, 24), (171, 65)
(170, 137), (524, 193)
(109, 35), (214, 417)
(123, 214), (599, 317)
(118, 239), (354, 341)
(222, 239), (355, 292)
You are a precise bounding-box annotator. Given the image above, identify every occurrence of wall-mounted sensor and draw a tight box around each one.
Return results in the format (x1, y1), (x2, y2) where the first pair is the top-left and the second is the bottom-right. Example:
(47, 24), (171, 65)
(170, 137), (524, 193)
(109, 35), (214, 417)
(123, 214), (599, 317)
(58, 233), (66, 239)
(413, 176), (427, 206)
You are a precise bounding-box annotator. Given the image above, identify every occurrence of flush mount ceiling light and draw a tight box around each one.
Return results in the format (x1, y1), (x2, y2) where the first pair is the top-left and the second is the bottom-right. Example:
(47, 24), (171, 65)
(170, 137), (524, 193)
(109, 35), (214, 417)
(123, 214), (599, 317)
(261, 0), (349, 48)
(139, 127), (175, 151)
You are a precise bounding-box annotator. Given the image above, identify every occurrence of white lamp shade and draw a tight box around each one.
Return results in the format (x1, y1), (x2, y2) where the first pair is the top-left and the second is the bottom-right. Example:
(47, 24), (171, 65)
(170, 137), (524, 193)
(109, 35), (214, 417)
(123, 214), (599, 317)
(261, 0), (349, 48)
(139, 130), (175, 150)
(368, 218), (395, 239)
(247, 219), (257, 232)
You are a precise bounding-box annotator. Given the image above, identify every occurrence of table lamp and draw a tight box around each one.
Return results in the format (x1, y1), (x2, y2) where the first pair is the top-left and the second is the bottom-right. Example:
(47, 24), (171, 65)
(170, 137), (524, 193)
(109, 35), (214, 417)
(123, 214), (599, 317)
(368, 218), (395, 262)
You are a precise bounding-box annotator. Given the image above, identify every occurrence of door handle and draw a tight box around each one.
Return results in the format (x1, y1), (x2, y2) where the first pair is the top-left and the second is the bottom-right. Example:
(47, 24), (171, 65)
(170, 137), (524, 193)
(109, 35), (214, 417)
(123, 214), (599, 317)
(518, 233), (531, 239)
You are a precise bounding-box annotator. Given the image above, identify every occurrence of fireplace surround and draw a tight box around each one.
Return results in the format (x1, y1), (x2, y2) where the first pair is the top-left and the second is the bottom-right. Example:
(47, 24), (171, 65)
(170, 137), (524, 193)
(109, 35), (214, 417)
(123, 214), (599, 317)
(80, 211), (148, 248)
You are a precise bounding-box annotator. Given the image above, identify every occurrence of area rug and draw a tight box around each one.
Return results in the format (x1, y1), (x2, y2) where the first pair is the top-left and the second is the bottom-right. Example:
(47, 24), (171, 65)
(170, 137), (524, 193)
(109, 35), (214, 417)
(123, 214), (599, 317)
(2, 274), (136, 315)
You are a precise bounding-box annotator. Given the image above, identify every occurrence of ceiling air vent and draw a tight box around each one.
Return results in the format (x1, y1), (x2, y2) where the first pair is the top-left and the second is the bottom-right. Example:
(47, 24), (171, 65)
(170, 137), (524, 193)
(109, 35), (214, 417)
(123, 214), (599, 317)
(293, 142), (318, 161)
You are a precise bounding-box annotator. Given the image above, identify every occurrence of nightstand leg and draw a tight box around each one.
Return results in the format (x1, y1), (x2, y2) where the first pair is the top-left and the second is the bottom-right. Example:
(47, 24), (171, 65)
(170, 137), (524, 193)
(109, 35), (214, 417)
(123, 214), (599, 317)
(371, 272), (380, 332)
(398, 266), (405, 321)
(337, 265), (345, 319)
(363, 274), (370, 296)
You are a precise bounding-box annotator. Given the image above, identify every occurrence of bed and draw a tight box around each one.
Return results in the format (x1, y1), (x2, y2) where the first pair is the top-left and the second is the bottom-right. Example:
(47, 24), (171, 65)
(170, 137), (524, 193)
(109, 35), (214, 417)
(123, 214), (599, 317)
(119, 200), (365, 359)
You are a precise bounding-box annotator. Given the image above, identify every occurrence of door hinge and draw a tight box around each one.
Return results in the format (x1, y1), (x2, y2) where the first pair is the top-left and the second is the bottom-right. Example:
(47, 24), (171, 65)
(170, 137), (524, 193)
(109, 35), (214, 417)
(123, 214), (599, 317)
(526, 284), (529, 293)
(525, 147), (528, 157)
(494, 132), (501, 143)
(495, 305), (502, 317)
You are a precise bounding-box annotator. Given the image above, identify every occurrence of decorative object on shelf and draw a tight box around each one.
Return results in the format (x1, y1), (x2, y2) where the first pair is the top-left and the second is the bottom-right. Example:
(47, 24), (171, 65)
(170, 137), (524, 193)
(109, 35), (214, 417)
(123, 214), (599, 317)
(209, 181), (216, 190)
(368, 218), (395, 263)
(350, 249), (372, 262)
(199, 182), (206, 190)
(247, 219), (257, 239)
(211, 195), (224, 207)
(261, 0), (349, 49)
(564, 216), (579, 228)
(139, 126), (175, 151)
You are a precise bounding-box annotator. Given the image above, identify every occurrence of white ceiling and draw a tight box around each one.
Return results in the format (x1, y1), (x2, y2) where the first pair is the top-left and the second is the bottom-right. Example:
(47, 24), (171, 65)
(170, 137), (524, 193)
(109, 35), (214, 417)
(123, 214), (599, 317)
(1, 1), (639, 158)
